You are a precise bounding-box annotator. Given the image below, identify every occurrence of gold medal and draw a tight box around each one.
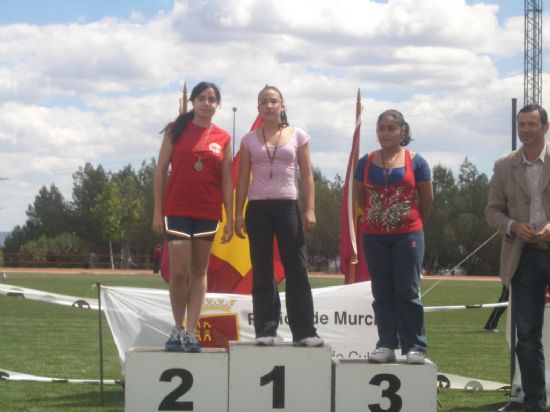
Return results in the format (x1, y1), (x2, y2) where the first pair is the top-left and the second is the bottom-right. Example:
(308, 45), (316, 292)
(193, 125), (212, 173)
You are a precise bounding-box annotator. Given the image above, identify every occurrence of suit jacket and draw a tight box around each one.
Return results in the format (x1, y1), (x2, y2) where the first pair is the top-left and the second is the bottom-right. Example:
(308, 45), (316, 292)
(485, 142), (550, 286)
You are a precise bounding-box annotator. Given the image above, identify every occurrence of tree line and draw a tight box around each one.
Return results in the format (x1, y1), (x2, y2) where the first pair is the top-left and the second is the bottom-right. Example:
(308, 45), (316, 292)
(1, 158), (500, 275)
(2, 161), (159, 269)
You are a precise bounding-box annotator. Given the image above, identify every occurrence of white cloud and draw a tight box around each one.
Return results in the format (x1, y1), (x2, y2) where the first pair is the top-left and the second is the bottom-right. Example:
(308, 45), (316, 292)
(0, 0), (546, 231)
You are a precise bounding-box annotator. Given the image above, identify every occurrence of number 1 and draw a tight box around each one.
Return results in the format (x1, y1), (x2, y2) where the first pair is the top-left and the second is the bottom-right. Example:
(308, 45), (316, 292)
(260, 365), (285, 408)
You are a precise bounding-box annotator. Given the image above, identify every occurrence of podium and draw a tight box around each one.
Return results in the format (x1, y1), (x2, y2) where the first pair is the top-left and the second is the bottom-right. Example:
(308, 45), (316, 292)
(125, 345), (437, 412)
(334, 358), (437, 412)
(228, 342), (332, 412)
(125, 348), (228, 412)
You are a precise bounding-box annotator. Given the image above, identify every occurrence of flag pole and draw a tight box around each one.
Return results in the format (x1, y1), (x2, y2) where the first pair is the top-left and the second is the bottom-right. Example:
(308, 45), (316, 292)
(348, 89), (361, 282)
(180, 82), (188, 114)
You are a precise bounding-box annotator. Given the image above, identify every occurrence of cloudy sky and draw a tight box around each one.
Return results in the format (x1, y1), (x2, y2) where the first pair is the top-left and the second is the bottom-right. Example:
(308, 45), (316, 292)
(0, 0), (547, 231)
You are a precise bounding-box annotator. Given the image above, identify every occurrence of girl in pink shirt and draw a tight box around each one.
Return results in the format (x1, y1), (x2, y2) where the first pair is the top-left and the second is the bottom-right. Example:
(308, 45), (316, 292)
(235, 85), (323, 347)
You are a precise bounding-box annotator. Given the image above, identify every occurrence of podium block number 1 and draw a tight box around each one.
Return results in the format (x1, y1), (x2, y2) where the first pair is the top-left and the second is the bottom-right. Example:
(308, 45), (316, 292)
(158, 368), (194, 411)
(260, 366), (285, 409)
(228, 343), (332, 412)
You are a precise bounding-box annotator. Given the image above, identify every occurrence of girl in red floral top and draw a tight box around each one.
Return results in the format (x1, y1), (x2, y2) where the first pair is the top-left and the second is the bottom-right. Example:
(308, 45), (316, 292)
(353, 109), (433, 364)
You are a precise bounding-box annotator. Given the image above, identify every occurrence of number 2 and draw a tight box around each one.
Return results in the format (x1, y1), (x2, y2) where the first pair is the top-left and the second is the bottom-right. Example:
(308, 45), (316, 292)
(158, 368), (194, 411)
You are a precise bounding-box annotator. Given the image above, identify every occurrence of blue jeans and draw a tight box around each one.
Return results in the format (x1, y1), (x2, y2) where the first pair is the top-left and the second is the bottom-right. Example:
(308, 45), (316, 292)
(362, 231), (427, 354)
(511, 247), (550, 409)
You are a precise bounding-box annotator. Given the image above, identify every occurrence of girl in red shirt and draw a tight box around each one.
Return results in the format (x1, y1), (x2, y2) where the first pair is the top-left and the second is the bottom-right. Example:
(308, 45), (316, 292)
(153, 82), (233, 352)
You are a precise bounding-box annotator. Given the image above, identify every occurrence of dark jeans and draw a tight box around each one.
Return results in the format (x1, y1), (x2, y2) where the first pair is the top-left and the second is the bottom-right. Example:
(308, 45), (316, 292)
(362, 231), (427, 354)
(245, 199), (317, 341)
(511, 247), (550, 409)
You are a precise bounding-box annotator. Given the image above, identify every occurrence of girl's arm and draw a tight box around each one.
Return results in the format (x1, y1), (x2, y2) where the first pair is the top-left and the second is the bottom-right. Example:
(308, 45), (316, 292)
(235, 143), (251, 238)
(220, 142), (234, 243)
(153, 132), (173, 233)
(298, 142), (316, 230)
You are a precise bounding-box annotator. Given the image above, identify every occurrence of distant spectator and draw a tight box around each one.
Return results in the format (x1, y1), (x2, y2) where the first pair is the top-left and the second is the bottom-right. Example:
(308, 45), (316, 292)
(89, 252), (97, 269)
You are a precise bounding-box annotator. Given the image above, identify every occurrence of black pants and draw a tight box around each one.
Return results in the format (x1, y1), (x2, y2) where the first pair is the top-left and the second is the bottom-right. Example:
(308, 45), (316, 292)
(484, 284), (508, 330)
(245, 200), (317, 341)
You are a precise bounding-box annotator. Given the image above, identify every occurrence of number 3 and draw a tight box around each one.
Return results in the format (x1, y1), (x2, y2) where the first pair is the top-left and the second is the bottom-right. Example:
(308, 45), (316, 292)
(368, 373), (402, 412)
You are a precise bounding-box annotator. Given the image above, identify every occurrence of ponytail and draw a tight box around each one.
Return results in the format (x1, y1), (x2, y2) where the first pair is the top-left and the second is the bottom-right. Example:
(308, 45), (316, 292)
(168, 110), (195, 144)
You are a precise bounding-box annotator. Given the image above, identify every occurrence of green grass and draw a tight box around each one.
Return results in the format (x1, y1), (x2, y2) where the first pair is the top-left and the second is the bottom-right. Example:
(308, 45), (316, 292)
(0, 272), (512, 411)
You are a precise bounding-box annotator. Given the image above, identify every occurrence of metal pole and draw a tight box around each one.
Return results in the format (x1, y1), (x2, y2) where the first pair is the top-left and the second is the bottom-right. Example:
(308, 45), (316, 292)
(97, 282), (104, 405)
(509, 98), (518, 407)
(499, 98), (521, 412)
(512, 98), (518, 151)
(232, 107), (237, 159)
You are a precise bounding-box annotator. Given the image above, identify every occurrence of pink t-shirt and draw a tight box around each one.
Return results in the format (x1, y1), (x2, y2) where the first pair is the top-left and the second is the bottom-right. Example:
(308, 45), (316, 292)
(241, 127), (310, 200)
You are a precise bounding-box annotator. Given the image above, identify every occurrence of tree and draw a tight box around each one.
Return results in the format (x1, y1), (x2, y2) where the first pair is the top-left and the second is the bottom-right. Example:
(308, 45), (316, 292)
(2, 225), (35, 266)
(111, 164), (145, 268)
(424, 164), (459, 273)
(454, 158), (499, 275)
(130, 159), (161, 267)
(71, 163), (109, 251)
(304, 168), (343, 271)
(19, 232), (88, 268)
(26, 184), (72, 237)
(92, 180), (140, 269)
(423, 159), (499, 275)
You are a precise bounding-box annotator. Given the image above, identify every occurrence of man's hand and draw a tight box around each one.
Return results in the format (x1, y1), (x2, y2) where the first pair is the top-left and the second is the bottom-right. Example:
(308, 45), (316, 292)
(511, 221), (538, 242)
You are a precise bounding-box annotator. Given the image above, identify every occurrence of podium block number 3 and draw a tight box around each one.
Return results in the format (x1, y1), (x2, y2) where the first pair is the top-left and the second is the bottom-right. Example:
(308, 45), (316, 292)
(369, 374), (402, 412)
(260, 365), (285, 409)
(158, 368), (194, 411)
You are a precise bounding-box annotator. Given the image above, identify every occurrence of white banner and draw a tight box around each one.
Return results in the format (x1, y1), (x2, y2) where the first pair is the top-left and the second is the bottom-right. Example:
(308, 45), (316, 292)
(0, 280), (510, 389)
(100, 282), (379, 368)
(0, 369), (119, 385)
(0, 283), (98, 309)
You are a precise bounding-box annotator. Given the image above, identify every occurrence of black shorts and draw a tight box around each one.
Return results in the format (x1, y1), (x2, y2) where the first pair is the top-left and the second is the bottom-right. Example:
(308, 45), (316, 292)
(164, 216), (219, 241)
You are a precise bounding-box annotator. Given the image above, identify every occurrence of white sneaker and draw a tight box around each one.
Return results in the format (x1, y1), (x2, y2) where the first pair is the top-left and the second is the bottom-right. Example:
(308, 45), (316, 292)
(294, 336), (324, 347)
(256, 336), (275, 346)
(369, 347), (396, 363)
(406, 351), (425, 364)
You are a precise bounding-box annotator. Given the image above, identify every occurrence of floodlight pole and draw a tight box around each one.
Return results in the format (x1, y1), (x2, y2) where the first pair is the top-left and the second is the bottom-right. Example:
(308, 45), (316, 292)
(512, 98), (518, 151)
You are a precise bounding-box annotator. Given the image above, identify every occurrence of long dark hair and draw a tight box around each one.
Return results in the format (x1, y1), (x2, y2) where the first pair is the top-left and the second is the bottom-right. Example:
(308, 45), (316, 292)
(162, 82), (221, 143)
(258, 85), (289, 128)
(377, 109), (412, 146)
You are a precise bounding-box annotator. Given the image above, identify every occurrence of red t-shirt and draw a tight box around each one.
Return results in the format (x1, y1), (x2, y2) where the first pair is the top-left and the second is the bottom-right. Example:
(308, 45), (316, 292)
(361, 149), (423, 234)
(163, 122), (230, 220)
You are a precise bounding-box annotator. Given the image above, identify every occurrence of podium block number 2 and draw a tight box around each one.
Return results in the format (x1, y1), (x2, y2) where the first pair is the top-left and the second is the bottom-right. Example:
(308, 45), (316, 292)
(158, 368), (194, 411)
(260, 366), (285, 409)
(368, 373), (402, 412)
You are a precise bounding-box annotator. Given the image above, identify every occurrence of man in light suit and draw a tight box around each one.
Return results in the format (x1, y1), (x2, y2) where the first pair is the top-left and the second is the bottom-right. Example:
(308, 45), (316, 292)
(486, 104), (550, 412)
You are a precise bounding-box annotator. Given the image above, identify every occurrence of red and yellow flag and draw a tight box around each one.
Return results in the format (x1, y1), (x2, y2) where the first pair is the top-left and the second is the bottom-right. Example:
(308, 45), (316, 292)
(208, 115), (285, 293)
